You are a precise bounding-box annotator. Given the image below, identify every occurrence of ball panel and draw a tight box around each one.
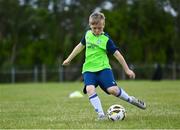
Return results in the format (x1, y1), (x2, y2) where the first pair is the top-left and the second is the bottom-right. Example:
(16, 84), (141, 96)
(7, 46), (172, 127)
(107, 104), (126, 121)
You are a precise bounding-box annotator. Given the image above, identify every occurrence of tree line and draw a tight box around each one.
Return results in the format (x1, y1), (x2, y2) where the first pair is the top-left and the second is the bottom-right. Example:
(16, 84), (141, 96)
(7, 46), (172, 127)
(0, 0), (179, 69)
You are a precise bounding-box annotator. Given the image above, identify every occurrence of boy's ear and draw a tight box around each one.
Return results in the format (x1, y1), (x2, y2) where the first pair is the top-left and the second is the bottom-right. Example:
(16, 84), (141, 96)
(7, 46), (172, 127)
(103, 21), (105, 26)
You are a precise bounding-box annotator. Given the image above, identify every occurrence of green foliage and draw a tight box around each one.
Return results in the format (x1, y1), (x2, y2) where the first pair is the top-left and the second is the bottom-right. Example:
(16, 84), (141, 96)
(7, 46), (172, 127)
(106, 0), (176, 63)
(0, 0), (179, 67)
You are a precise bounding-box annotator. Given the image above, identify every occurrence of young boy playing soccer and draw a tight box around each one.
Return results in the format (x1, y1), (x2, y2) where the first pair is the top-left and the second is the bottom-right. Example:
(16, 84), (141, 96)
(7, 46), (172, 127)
(62, 12), (146, 120)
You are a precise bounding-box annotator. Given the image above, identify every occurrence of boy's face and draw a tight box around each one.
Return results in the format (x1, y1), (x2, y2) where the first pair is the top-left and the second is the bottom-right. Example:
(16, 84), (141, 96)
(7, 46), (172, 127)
(90, 20), (104, 36)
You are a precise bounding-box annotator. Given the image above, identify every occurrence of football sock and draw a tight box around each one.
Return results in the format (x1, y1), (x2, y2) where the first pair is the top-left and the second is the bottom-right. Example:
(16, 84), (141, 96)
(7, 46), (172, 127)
(89, 93), (104, 115)
(117, 88), (132, 103)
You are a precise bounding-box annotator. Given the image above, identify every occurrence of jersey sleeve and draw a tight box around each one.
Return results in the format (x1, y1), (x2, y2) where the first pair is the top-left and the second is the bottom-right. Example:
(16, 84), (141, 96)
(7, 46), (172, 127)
(106, 39), (118, 54)
(80, 35), (86, 45)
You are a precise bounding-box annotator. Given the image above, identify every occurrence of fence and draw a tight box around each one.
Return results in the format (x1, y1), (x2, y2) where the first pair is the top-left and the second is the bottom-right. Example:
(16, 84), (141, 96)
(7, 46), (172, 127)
(0, 63), (179, 83)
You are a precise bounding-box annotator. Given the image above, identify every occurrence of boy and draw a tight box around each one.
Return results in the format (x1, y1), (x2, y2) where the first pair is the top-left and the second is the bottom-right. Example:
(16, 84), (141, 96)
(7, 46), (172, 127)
(62, 12), (146, 120)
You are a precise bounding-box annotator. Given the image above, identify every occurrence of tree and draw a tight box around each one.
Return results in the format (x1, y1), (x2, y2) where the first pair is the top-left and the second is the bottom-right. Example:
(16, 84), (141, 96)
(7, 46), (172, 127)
(105, 0), (176, 63)
(0, 0), (179, 69)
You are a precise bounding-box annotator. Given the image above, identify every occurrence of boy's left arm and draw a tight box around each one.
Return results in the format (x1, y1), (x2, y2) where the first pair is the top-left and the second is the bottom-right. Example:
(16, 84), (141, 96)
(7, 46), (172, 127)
(113, 50), (135, 79)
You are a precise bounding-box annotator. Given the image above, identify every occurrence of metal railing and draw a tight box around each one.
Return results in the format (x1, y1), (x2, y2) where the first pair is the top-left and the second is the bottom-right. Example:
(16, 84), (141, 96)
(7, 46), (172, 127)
(0, 63), (179, 83)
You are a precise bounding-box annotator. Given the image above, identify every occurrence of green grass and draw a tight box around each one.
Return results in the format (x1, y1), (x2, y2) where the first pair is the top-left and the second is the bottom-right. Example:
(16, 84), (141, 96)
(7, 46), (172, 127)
(0, 81), (180, 129)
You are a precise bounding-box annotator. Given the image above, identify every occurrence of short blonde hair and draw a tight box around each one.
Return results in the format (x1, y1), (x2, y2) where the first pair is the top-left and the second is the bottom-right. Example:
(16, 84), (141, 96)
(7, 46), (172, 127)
(89, 12), (105, 25)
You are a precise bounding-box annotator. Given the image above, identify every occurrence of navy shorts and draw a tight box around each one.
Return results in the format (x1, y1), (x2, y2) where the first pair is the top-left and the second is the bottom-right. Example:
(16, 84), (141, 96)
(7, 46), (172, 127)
(82, 69), (117, 94)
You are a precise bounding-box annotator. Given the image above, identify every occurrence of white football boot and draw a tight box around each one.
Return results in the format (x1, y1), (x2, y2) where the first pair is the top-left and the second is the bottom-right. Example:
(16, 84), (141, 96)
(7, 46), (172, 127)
(130, 96), (146, 110)
(97, 113), (107, 121)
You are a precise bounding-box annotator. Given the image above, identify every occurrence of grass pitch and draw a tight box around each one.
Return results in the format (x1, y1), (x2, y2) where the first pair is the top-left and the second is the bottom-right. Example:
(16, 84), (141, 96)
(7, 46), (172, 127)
(0, 81), (180, 129)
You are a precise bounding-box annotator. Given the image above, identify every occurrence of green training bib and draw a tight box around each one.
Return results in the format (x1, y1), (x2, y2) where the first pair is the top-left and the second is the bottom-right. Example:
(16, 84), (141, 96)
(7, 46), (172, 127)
(82, 30), (111, 73)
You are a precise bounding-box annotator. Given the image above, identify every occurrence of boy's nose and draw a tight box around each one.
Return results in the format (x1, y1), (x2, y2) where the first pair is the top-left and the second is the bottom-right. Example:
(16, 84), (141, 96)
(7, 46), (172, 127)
(95, 29), (100, 33)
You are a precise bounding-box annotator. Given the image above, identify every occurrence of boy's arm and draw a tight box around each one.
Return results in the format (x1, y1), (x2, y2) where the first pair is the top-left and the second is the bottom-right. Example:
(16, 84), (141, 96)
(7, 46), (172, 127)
(113, 50), (135, 79)
(62, 43), (85, 66)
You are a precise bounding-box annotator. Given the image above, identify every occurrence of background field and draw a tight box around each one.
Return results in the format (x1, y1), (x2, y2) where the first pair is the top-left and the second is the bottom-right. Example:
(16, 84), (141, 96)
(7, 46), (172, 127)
(0, 81), (180, 129)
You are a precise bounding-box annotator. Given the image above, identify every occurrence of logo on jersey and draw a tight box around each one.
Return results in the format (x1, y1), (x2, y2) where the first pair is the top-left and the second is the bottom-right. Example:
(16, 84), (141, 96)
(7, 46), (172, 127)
(97, 39), (101, 44)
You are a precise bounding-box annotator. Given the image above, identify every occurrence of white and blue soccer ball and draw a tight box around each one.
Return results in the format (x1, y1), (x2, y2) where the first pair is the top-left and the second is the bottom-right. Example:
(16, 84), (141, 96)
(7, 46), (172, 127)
(107, 104), (126, 121)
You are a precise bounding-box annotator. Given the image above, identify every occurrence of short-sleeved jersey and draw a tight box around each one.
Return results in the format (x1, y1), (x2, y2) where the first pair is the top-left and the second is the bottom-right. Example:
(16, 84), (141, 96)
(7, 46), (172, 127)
(81, 30), (118, 73)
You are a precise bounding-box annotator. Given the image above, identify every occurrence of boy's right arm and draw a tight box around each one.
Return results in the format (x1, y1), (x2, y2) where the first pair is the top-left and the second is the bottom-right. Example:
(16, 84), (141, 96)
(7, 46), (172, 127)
(62, 43), (85, 66)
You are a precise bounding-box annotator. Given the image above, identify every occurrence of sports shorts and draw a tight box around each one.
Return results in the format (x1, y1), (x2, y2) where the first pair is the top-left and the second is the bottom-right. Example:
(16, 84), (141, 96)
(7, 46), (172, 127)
(82, 68), (117, 94)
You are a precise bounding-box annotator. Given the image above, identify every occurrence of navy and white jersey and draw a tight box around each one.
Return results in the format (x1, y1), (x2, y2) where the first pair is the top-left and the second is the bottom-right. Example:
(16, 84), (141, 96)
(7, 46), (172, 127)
(80, 32), (118, 55)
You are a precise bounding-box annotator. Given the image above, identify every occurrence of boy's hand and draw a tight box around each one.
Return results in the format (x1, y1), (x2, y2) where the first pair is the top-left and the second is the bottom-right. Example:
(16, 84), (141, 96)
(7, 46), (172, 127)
(62, 59), (71, 66)
(125, 69), (135, 79)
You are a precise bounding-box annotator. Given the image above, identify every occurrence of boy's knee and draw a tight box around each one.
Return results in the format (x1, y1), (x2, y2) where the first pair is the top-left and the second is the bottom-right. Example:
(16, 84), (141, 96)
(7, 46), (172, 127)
(86, 85), (96, 96)
(107, 86), (119, 96)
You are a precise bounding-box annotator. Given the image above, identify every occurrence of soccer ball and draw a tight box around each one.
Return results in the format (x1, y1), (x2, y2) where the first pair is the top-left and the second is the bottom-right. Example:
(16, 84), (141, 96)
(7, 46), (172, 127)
(107, 104), (126, 121)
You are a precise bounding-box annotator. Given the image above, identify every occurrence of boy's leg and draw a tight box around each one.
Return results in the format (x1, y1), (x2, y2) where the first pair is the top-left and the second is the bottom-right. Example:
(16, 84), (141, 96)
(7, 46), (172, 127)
(83, 72), (106, 120)
(115, 87), (132, 102)
(86, 85), (105, 119)
(107, 86), (146, 109)
(97, 69), (146, 110)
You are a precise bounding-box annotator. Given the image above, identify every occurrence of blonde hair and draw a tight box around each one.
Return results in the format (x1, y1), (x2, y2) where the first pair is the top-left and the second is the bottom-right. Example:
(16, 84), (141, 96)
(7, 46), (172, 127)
(89, 12), (105, 25)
